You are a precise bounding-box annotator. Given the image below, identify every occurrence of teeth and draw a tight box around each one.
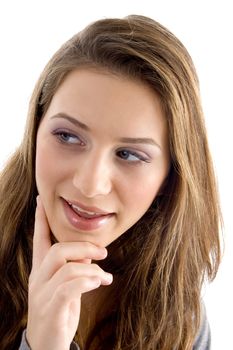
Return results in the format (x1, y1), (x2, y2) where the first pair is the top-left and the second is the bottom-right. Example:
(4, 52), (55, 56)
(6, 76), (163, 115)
(68, 202), (98, 216)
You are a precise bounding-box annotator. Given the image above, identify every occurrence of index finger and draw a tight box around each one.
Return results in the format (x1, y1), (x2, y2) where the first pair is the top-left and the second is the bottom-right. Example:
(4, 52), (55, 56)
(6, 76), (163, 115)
(32, 196), (52, 272)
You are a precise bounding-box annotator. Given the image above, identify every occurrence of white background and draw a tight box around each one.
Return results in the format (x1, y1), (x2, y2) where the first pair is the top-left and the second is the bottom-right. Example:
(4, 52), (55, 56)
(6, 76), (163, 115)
(0, 1), (232, 348)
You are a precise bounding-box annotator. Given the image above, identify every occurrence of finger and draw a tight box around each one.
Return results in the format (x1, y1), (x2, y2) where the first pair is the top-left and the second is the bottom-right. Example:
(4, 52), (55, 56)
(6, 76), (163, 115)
(77, 259), (92, 264)
(32, 196), (52, 272)
(51, 276), (102, 307)
(34, 241), (107, 284)
(48, 262), (113, 290)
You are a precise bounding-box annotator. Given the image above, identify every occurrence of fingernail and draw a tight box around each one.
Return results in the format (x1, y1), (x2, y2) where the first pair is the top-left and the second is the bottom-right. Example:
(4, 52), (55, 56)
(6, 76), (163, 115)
(105, 273), (113, 284)
(99, 247), (108, 258)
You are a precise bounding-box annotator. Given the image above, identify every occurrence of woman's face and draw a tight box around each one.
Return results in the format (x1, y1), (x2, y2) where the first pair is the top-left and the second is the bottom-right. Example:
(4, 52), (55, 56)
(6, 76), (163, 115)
(36, 69), (170, 247)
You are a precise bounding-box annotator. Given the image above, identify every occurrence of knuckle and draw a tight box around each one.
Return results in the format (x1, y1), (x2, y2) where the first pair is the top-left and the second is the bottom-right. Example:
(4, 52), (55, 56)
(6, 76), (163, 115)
(62, 262), (78, 277)
(78, 277), (98, 291)
(81, 241), (93, 248)
(50, 242), (61, 253)
(55, 283), (71, 302)
(81, 241), (100, 252)
(91, 263), (102, 274)
(50, 242), (65, 258)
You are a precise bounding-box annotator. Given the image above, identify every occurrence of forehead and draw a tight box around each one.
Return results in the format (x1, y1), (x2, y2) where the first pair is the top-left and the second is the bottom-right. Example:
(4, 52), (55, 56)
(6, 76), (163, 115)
(43, 68), (167, 140)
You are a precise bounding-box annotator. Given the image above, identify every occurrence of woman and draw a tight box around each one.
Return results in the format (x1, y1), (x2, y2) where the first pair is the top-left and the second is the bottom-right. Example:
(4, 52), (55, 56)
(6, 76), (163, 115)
(0, 15), (221, 350)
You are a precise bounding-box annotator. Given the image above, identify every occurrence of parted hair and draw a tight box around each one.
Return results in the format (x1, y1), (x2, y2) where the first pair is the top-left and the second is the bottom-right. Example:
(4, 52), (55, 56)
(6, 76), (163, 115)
(0, 15), (221, 349)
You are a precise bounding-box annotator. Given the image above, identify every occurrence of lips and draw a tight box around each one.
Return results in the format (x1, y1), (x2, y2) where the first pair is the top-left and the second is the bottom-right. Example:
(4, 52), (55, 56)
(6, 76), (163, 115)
(67, 199), (111, 218)
(61, 198), (114, 231)
(68, 203), (102, 219)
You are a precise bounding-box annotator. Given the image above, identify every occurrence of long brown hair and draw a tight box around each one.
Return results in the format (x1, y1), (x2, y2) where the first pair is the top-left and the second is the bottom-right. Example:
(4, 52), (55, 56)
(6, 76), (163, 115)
(0, 15), (221, 349)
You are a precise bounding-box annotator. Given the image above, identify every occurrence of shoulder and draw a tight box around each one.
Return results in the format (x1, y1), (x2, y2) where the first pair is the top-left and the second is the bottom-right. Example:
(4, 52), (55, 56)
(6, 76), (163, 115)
(193, 304), (211, 350)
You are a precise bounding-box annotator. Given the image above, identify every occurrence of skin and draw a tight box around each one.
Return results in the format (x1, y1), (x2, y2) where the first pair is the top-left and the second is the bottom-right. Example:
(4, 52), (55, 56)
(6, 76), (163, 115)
(27, 69), (170, 349)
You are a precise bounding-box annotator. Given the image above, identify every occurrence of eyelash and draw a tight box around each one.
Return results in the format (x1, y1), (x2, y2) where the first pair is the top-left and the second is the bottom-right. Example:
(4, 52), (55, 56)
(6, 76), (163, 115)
(52, 130), (150, 164)
(52, 130), (85, 146)
(116, 150), (150, 163)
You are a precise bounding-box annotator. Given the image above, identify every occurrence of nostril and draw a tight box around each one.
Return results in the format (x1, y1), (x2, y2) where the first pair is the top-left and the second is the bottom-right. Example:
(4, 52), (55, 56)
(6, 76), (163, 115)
(72, 172), (112, 198)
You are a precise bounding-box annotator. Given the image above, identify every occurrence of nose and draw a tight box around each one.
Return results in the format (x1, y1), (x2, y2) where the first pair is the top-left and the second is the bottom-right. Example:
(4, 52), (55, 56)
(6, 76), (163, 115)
(72, 152), (113, 198)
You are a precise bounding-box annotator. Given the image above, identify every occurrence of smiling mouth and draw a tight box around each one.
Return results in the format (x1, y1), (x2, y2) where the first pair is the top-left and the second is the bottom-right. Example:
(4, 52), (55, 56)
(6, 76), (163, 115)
(67, 201), (109, 219)
(62, 198), (114, 231)
(63, 197), (114, 219)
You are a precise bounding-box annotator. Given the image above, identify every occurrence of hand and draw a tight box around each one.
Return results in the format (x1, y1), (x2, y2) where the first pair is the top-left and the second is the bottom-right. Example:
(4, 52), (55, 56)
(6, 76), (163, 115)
(26, 196), (113, 350)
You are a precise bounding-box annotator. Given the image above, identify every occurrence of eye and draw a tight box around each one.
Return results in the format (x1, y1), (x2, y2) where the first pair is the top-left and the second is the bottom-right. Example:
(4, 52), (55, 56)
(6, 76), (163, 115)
(116, 149), (149, 163)
(52, 129), (85, 146)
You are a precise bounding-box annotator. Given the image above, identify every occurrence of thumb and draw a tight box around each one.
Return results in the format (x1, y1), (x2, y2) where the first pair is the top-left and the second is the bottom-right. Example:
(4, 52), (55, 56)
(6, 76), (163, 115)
(32, 196), (52, 272)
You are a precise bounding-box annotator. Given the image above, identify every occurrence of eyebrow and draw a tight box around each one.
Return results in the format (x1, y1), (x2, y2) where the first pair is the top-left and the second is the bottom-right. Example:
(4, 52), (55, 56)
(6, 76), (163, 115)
(51, 113), (90, 131)
(51, 113), (161, 149)
(119, 137), (160, 148)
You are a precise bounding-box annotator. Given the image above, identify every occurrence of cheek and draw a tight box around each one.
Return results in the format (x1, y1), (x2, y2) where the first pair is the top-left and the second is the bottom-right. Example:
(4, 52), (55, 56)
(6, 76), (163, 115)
(120, 170), (164, 217)
(35, 140), (61, 190)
